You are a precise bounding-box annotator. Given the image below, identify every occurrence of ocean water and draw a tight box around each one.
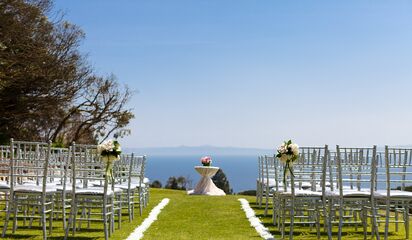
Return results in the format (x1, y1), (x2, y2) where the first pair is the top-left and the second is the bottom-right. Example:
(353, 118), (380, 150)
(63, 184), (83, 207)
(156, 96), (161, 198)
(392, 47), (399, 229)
(145, 155), (258, 193)
(144, 155), (412, 193)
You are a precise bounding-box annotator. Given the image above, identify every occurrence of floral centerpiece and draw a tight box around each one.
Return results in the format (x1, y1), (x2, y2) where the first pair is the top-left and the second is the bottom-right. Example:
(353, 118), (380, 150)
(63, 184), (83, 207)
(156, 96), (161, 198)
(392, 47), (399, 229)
(200, 156), (212, 167)
(276, 140), (299, 184)
(97, 139), (122, 179)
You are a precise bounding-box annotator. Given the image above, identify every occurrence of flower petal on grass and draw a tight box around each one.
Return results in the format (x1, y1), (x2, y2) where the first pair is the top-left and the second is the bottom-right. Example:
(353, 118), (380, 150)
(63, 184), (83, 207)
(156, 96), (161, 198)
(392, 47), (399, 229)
(238, 198), (275, 240)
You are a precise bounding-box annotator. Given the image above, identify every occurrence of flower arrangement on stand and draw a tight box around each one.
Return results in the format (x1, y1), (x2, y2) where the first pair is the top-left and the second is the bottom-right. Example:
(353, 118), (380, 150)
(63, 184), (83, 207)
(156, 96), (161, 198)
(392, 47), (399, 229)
(200, 156), (212, 167)
(97, 139), (122, 180)
(276, 140), (299, 184)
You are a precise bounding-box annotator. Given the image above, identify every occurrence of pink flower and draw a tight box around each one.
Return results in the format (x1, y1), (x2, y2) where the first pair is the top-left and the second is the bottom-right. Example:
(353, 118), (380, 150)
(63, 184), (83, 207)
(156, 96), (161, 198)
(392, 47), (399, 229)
(200, 156), (212, 164)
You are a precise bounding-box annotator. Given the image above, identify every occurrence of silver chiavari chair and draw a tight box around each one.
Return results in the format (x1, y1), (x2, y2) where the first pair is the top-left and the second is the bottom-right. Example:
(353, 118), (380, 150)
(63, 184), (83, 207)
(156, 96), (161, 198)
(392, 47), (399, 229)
(2, 139), (56, 240)
(373, 147), (412, 240)
(257, 155), (276, 211)
(262, 155), (276, 216)
(326, 146), (379, 240)
(278, 146), (329, 240)
(113, 153), (134, 223)
(272, 154), (285, 227)
(49, 147), (71, 230)
(256, 156), (264, 207)
(130, 155), (147, 216)
(141, 156), (150, 208)
(64, 143), (116, 240)
(0, 145), (11, 220)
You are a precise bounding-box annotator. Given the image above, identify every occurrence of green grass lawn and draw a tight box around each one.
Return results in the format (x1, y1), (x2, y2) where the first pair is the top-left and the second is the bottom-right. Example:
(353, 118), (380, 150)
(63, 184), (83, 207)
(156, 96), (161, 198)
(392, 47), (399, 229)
(251, 201), (411, 240)
(0, 189), (411, 239)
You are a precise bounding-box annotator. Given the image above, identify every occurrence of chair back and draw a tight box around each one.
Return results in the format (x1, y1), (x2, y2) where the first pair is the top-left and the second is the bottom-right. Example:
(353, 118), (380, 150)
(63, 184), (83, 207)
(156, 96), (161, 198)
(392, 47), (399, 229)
(9, 139), (52, 194)
(335, 146), (377, 195)
(0, 145), (11, 182)
(384, 146), (412, 194)
(69, 143), (108, 193)
(286, 146), (329, 195)
(130, 155), (145, 186)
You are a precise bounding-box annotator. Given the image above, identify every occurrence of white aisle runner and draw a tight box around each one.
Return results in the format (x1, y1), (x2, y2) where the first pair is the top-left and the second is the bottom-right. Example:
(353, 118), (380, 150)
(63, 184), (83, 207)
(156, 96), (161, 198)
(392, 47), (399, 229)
(238, 198), (275, 240)
(126, 198), (170, 240)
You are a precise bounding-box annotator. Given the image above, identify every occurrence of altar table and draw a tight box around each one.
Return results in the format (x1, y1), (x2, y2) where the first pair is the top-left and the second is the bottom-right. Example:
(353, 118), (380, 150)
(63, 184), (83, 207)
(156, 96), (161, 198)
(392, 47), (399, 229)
(187, 166), (226, 196)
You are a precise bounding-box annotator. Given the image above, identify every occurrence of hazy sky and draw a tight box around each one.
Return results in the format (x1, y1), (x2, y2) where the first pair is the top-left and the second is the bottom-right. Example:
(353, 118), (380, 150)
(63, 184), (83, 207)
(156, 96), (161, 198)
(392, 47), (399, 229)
(54, 1), (412, 149)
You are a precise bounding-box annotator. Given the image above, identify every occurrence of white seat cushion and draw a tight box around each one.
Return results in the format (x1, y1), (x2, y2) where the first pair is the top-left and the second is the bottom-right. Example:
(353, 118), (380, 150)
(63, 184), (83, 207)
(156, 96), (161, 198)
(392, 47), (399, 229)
(258, 178), (279, 188)
(0, 181), (10, 189)
(374, 190), (412, 198)
(296, 181), (312, 189)
(326, 189), (371, 197)
(14, 184), (57, 193)
(280, 189), (323, 197)
(115, 182), (140, 190)
(76, 187), (122, 196)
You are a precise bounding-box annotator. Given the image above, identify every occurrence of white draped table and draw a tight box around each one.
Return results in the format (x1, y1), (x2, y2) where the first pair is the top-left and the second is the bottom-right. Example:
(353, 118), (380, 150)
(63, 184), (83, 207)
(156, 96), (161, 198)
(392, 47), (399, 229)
(187, 166), (226, 196)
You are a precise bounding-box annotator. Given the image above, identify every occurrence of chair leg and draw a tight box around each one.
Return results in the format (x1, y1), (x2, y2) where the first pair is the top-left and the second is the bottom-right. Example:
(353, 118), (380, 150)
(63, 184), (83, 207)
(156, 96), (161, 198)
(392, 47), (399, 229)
(327, 199), (333, 240)
(281, 198), (286, 239)
(362, 206), (367, 240)
(12, 199), (18, 233)
(265, 185), (270, 216)
(127, 192), (132, 222)
(256, 181), (259, 204)
(103, 208), (108, 240)
(2, 193), (13, 237)
(139, 190), (143, 216)
(404, 204), (409, 240)
(118, 194), (122, 229)
(315, 203), (321, 240)
(72, 199), (78, 236)
(395, 206), (399, 231)
(64, 200), (73, 239)
(372, 203), (380, 240)
(111, 197), (115, 234)
(272, 195), (277, 226)
(62, 197), (66, 230)
(49, 195), (54, 234)
(289, 198), (294, 240)
(384, 200), (390, 240)
(338, 199), (344, 240)
(41, 202), (47, 240)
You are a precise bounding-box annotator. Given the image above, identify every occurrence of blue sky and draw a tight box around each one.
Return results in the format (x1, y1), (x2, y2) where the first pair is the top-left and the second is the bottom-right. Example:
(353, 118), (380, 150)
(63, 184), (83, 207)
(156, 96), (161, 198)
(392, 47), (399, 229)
(54, 1), (412, 148)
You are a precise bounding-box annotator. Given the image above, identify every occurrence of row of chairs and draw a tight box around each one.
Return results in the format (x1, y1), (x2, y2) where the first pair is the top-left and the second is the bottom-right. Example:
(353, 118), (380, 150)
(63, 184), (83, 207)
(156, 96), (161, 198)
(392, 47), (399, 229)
(0, 139), (150, 240)
(257, 145), (412, 240)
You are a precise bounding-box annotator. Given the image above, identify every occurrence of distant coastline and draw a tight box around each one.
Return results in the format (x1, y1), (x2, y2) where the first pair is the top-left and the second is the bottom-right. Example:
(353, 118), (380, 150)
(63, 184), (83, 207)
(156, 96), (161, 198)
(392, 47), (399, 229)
(124, 145), (274, 156)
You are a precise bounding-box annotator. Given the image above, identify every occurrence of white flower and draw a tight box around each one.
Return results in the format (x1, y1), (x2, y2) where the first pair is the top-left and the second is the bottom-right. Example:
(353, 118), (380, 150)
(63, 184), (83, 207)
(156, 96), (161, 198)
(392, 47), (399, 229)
(277, 144), (287, 154)
(290, 143), (299, 156)
(98, 139), (115, 153)
(279, 154), (289, 163)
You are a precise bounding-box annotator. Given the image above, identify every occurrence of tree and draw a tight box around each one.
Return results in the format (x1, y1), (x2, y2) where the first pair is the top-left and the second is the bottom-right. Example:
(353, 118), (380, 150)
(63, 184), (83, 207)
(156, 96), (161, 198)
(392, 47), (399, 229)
(165, 176), (188, 190)
(212, 169), (232, 194)
(0, 0), (134, 145)
(150, 180), (162, 188)
(165, 176), (178, 190)
(176, 176), (187, 190)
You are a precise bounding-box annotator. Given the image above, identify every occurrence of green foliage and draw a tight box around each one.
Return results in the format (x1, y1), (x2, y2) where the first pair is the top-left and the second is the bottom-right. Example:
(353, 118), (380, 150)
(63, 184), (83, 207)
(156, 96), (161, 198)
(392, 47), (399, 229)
(0, 0), (134, 145)
(165, 176), (187, 190)
(212, 168), (233, 194)
(237, 190), (256, 196)
(150, 180), (162, 188)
